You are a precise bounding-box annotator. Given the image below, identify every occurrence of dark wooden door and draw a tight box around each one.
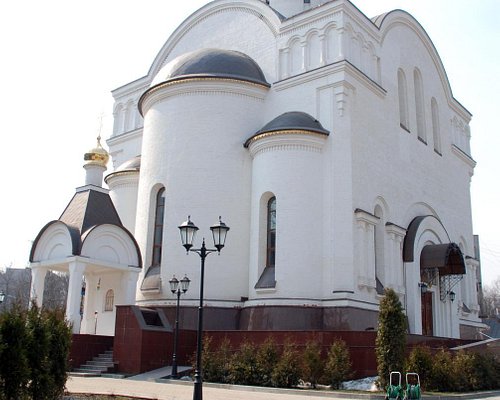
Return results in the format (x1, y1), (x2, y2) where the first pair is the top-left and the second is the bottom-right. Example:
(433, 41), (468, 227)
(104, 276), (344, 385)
(421, 291), (433, 336)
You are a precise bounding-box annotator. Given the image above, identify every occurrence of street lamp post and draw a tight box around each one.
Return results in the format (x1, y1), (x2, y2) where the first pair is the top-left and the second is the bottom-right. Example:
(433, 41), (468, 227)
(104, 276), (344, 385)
(178, 216), (229, 400)
(169, 275), (190, 379)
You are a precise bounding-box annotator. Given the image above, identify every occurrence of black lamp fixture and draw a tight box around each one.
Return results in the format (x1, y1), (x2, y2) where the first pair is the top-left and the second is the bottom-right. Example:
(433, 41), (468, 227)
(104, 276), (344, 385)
(448, 290), (456, 302)
(0, 291), (5, 304)
(178, 215), (229, 400)
(169, 275), (190, 379)
(418, 282), (428, 294)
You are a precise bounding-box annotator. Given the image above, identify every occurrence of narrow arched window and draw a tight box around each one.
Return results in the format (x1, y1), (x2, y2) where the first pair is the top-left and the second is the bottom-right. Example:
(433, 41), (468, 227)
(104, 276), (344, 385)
(266, 197), (276, 268)
(152, 187), (165, 266)
(104, 289), (114, 312)
(397, 69), (409, 131)
(431, 97), (441, 154)
(374, 205), (385, 295)
(414, 68), (426, 143)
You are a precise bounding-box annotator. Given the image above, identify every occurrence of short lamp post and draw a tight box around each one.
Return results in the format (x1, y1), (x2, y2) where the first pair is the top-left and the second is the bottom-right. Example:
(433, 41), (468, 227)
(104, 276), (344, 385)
(169, 275), (190, 379)
(178, 216), (229, 400)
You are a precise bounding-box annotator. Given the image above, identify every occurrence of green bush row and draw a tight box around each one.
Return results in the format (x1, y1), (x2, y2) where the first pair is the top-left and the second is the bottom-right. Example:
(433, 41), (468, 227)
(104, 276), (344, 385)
(406, 345), (500, 392)
(0, 303), (72, 400)
(199, 336), (352, 389)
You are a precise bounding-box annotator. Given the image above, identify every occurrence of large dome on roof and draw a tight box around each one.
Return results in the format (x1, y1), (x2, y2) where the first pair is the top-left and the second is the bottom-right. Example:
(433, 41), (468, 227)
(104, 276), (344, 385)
(150, 48), (270, 87)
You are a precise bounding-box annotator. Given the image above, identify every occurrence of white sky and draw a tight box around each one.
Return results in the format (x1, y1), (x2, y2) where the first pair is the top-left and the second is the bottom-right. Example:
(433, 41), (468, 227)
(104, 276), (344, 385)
(1, 0), (499, 286)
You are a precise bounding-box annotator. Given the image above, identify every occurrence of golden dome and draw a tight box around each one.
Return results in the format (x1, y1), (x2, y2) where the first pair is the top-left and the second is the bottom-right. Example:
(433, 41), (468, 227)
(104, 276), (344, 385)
(84, 136), (109, 167)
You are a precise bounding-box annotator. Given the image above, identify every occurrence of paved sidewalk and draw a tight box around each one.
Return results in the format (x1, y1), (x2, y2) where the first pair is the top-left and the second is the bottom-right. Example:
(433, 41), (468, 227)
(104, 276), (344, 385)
(66, 376), (500, 400)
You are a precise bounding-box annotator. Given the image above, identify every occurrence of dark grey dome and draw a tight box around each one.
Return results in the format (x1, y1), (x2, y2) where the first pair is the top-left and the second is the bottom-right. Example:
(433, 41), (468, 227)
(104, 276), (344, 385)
(244, 112), (329, 147)
(151, 48), (270, 87)
(256, 112), (329, 135)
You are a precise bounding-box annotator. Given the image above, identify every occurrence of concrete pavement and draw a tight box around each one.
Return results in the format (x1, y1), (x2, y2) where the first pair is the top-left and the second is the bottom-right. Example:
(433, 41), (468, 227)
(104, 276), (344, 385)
(66, 376), (500, 400)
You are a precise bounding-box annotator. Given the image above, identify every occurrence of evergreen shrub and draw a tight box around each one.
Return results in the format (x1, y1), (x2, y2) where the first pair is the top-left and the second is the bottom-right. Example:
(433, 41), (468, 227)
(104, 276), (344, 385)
(376, 288), (406, 389)
(271, 340), (301, 388)
(302, 340), (323, 388)
(323, 339), (352, 389)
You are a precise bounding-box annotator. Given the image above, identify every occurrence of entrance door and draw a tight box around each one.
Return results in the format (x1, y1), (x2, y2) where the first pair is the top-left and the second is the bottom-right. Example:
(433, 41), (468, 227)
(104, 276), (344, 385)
(421, 291), (433, 336)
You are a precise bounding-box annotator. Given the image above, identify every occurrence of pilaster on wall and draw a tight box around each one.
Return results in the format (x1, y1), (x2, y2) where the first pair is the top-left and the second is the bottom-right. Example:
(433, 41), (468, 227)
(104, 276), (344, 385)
(385, 223), (406, 293)
(354, 209), (379, 291)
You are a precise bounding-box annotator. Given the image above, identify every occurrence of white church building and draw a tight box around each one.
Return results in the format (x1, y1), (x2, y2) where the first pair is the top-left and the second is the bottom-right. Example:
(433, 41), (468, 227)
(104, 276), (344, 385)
(29, 0), (483, 339)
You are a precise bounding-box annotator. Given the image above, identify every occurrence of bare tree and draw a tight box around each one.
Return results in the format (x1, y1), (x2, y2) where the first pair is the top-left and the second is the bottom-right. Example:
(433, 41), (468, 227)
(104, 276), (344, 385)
(43, 271), (69, 310)
(482, 277), (500, 318)
(0, 267), (31, 311)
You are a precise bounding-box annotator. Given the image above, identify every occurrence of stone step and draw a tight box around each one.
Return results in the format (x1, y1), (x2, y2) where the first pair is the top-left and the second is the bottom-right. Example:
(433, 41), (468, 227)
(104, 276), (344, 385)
(87, 360), (114, 367)
(78, 366), (109, 372)
(69, 371), (101, 378)
(72, 347), (115, 375)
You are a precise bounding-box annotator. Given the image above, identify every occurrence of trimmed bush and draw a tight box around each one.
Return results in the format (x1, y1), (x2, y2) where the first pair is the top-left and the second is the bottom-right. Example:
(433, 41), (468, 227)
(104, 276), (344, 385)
(228, 340), (260, 385)
(0, 304), (73, 400)
(376, 288), (406, 389)
(323, 339), (352, 389)
(302, 340), (324, 388)
(200, 336), (231, 383)
(429, 348), (456, 392)
(255, 337), (279, 387)
(26, 304), (52, 400)
(271, 340), (301, 388)
(0, 305), (30, 400)
(46, 308), (72, 398)
(406, 345), (433, 390)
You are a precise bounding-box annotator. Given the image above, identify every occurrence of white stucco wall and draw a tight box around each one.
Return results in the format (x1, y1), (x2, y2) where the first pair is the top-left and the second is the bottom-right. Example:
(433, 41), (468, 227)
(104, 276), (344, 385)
(102, 0), (482, 337)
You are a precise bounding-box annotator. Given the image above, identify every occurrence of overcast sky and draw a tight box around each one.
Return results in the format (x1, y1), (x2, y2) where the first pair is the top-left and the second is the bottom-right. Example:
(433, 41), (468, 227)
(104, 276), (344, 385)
(1, 0), (498, 286)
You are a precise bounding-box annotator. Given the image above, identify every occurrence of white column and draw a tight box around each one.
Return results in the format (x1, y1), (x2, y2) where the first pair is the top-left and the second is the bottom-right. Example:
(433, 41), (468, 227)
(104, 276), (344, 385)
(66, 260), (86, 334)
(319, 33), (326, 66)
(30, 267), (47, 308)
(81, 274), (98, 334)
(300, 41), (307, 72)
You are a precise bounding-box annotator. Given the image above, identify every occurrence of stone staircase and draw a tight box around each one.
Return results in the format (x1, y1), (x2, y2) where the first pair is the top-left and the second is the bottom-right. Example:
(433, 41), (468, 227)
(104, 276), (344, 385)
(71, 349), (117, 377)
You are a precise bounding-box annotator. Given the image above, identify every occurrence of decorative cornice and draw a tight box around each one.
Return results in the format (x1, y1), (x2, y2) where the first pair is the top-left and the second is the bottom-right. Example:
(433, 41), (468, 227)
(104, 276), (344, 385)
(354, 208), (380, 226)
(451, 144), (476, 169)
(107, 127), (143, 146)
(139, 78), (269, 116)
(385, 222), (407, 237)
(105, 171), (140, 187)
(274, 60), (385, 100)
(247, 131), (328, 158)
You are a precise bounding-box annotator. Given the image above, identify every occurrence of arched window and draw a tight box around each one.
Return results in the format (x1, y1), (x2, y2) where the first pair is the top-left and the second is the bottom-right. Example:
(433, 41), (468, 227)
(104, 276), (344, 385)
(152, 187), (165, 266)
(266, 197), (277, 268)
(104, 289), (114, 312)
(414, 68), (426, 143)
(397, 69), (409, 131)
(431, 97), (441, 154)
(374, 205), (385, 295)
(255, 196), (277, 289)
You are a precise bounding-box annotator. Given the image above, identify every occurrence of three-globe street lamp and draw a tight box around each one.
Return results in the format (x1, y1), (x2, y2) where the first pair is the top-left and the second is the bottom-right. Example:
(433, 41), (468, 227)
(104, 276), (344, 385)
(178, 216), (229, 400)
(169, 275), (191, 379)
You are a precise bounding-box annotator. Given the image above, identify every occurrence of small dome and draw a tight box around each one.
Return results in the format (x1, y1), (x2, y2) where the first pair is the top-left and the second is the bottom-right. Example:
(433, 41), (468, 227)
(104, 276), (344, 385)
(244, 112), (329, 147)
(116, 155), (141, 172)
(84, 136), (109, 167)
(257, 112), (329, 135)
(151, 48), (270, 87)
(104, 155), (140, 184)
